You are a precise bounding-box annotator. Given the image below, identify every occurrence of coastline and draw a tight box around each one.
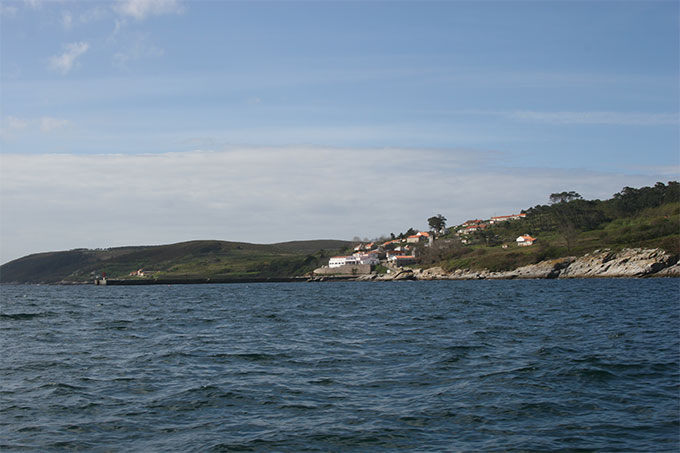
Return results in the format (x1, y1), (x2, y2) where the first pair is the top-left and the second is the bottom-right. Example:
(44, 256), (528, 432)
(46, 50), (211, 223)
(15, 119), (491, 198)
(3, 248), (675, 285)
(311, 248), (680, 282)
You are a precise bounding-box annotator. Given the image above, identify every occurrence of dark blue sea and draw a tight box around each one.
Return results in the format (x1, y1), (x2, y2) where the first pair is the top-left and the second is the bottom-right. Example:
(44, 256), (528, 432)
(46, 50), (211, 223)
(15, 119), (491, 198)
(1, 279), (679, 451)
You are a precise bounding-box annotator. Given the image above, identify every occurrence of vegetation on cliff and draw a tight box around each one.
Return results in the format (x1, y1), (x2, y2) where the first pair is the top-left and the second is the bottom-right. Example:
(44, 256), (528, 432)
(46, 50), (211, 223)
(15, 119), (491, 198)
(419, 182), (679, 272)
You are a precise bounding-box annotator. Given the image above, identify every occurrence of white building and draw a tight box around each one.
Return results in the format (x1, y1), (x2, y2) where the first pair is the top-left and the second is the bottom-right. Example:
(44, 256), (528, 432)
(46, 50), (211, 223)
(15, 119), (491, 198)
(490, 213), (526, 224)
(328, 256), (360, 268)
(354, 253), (380, 266)
(516, 234), (537, 246)
(388, 255), (416, 266)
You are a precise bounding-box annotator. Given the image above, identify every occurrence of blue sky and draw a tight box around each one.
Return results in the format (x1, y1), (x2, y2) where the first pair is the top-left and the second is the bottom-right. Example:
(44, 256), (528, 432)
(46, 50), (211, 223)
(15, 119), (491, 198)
(1, 0), (678, 263)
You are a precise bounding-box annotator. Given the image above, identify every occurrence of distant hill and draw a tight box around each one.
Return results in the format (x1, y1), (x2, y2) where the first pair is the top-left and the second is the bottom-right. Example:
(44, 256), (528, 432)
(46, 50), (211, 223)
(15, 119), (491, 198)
(0, 240), (351, 284)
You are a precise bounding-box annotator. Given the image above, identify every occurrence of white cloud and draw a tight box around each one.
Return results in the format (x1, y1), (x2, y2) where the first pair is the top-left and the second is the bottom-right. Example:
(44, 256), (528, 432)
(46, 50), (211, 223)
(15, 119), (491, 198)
(114, 0), (183, 20)
(1, 116), (71, 139)
(112, 33), (164, 69)
(61, 11), (73, 30)
(0, 116), (29, 139)
(511, 111), (679, 126)
(0, 3), (18, 17)
(22, 0), (41, 10)
(40, 117), (70, 132)
(48, 42), (90, 75)
(7, 116), (29, 131)
(623, 165), (680, 176)
(0, 147), (670, 264)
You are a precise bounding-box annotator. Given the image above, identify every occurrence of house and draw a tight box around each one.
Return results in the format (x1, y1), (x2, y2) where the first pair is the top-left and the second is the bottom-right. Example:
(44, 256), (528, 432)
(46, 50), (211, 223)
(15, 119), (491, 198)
(387, 255), (416, 266)
(489, 213), (526, 224)
(516, 235), (537, 246)
(129, 269), (157, 277)
(353, 253), (380, 266)
(462, 219), (483, 227)
(366, 249), (385, 260)
(406, 231), (430, 243)
(464, 223), (487, 233)
(355, 242), (379, 252)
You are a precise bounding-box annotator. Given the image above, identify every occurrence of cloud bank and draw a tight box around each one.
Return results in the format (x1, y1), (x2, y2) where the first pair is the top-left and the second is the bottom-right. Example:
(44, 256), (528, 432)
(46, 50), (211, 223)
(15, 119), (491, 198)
(48, 42), (89, 75)
(511, 111), (678, 126)
(0, 147), (671, 264)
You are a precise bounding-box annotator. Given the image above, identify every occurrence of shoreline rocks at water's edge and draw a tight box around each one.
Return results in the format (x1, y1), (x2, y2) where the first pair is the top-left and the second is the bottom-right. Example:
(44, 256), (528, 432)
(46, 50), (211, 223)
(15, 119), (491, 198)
(312, 248), (679, 281)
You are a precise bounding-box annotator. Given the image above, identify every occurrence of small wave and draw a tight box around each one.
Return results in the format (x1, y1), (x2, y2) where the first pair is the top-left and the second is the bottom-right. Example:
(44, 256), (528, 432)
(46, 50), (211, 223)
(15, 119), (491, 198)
(0, 312), (47, 320)
(560, 366), (618, 381)
(308, 377), (335, 385)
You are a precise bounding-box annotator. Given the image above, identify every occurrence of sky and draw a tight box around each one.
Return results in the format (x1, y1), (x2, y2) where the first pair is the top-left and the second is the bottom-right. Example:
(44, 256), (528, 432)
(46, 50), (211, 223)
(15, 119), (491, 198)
(0, 0), (678, 264)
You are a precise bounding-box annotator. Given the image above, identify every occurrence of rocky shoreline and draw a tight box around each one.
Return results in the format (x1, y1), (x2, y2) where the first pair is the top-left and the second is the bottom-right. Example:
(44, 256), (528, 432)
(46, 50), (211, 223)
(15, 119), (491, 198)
(310, 248), (679, 281)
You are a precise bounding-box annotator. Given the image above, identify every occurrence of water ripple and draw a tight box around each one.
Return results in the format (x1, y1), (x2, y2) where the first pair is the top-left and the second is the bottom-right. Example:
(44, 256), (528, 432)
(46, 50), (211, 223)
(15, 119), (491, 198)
(1, 279), (678, 451)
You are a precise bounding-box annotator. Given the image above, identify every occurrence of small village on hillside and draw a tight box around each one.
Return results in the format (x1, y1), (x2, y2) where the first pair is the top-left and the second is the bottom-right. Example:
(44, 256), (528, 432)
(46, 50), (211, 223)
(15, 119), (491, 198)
(316, 212), (535, 275)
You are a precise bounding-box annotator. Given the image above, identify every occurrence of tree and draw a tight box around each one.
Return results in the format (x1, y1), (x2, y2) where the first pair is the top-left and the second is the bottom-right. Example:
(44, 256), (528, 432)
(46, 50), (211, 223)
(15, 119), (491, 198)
(399, 228), (417, 239)
(428, 214), (447, 234)
(612, 181), (679, 216)
(549, 191), (582, 204)
(550, 198), (604, 252)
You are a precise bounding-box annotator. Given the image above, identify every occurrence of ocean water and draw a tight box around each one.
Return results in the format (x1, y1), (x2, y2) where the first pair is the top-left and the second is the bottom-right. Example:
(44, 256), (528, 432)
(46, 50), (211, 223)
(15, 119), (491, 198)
(1, 279), (678, 451)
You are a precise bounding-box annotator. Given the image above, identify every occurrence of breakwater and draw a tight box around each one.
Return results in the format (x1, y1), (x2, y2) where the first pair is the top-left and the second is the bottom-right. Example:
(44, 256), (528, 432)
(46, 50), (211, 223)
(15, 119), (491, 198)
(96, 277), (308, 285)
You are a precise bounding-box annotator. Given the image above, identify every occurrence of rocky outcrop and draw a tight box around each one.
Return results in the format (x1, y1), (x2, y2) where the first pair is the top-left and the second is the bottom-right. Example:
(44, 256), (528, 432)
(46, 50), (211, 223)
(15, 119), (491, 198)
(412, 267), (449, 280)
(391, 248), (675, 281)
(375, 268), (417, 281)
(309, 248), (677, 282)
(558, 248), (677, 278)
(654, 263), (680, 277)
(496, 257), (576, 279)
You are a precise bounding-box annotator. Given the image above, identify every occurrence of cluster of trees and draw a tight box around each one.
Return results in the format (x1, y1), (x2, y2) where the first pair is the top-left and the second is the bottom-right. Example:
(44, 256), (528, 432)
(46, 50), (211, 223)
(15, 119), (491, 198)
(353, 181), (677, 256)
(612, 182), (679, 216)
(513, 181), (678, 251)
(455, 181), (678, 253)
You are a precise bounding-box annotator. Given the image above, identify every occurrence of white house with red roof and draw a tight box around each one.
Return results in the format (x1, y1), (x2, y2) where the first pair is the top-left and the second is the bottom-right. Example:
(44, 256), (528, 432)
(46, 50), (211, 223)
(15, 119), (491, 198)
(387, 255), (416, 266)
(406, 231), (430, 243)
(516, 234), (537, 246)
(463, 223), (487, 233)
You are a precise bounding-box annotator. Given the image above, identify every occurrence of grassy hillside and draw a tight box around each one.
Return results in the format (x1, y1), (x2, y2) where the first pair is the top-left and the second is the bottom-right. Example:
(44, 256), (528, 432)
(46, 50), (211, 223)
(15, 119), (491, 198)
(420, 183), (679, 272)
(0, 240), (351, 284)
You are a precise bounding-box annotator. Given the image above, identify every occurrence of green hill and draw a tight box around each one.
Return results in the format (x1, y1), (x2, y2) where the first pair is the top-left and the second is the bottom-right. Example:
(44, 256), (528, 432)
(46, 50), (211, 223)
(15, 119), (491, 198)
(419, 182), (680, 272)
(0, 240), (351, 284)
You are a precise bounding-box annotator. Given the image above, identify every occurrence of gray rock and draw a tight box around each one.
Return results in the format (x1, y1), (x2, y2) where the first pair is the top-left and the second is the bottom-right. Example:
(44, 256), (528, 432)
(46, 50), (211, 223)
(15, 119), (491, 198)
(559, 248), (676, 278)
(503, 257), (576, 279)
(652, 262), (680, 277)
